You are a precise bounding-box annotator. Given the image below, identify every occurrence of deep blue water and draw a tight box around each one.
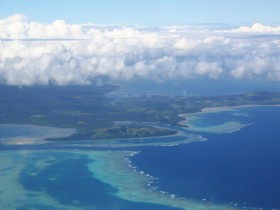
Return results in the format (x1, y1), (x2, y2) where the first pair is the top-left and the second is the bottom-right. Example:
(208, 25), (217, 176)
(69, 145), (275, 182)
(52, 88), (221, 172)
(18, 152), (183, 210)
(131, 106), (280, 210)
(2, 106), (280, 209)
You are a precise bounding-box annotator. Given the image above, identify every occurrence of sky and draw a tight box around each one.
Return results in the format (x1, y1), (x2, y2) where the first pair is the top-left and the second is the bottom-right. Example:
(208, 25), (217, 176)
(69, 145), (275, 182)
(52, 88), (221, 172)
(1, 0), (280, 25)
(0, 1), (280, 87)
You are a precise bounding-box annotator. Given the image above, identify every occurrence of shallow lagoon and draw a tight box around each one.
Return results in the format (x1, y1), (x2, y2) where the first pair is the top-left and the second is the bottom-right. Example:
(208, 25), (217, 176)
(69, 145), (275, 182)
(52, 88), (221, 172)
(0, 127), (235, 210)
(0, 150), (235, 210)
(0, 124), (76, 145)
(1, 106), (280, 210)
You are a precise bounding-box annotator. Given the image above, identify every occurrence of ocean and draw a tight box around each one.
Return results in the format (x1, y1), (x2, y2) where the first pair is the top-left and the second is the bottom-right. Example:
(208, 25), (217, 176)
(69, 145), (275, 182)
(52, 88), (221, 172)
(131, 106), (280, 210)
(0, 106), (280, 210)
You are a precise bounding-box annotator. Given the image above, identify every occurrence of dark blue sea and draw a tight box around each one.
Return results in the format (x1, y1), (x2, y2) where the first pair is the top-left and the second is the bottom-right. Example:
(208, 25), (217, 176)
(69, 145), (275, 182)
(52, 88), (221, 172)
(1, 106), (280, 210)
(131, 106), (280, 210)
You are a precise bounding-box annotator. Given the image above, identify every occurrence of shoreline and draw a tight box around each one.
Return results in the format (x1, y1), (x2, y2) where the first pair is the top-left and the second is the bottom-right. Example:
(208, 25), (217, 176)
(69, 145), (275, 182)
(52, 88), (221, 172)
(178, 104), (280, 134)
(179, 103), (280, 122)
(201, 104), (280, 114)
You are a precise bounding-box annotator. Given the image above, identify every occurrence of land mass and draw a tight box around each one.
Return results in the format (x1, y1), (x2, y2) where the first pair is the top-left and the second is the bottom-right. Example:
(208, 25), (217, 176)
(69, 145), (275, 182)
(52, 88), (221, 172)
(46, 126), (177, 141)
(0, 85), (280, 141)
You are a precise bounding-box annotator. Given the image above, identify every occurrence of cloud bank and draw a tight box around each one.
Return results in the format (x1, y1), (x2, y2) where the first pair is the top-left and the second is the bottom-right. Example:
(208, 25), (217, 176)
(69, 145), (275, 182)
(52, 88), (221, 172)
(1, 14), (280, 86)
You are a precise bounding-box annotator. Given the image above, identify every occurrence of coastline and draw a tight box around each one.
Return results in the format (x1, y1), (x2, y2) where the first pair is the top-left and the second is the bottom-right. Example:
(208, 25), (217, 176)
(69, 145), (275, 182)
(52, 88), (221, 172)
(200, 104), (280, 114)
(179, 103), (280, 125)
(180, 104), (280, 118)
(178, 104), (280, 135)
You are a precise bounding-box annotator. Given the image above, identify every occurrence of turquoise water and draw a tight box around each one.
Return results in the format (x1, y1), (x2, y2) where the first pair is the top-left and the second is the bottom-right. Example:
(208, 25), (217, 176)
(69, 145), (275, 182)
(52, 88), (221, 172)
(0, 124), (233, 210)
(1, 106), (280, 210)
(17, 152), (184, 210)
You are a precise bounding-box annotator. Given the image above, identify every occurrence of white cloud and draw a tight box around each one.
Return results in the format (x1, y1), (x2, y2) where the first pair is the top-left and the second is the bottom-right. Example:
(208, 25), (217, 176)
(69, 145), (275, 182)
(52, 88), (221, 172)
(228, 23), (280, 34)
(1, 14), (280, 86)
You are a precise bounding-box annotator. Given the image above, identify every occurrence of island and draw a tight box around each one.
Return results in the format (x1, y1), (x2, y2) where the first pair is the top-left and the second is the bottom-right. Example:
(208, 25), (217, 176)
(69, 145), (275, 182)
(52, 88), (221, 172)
(0, 85), (280, 141)
(46, 125), (177, 141)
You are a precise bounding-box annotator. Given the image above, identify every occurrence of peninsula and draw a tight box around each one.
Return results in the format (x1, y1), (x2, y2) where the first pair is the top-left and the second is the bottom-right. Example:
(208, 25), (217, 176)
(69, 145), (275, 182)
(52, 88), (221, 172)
(0, 85), (279, 141)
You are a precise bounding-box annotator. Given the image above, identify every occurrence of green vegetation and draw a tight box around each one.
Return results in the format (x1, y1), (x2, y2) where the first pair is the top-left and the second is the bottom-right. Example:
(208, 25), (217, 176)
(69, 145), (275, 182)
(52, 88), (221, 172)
(0, 84), (280, 141)
(46, 126), (177, 141)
